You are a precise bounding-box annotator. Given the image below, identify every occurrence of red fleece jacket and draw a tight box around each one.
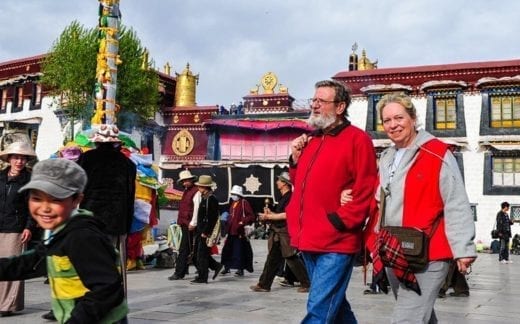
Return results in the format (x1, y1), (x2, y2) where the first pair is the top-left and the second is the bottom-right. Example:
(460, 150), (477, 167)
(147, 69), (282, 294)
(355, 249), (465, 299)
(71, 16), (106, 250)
(286, 122), (377, 254)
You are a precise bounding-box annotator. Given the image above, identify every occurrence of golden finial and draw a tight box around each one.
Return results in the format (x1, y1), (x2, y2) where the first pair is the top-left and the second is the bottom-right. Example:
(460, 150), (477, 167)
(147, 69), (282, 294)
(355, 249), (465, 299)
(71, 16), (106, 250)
(174, 63), (199, 107)
(164, 62), (171, 75)
(250, 84), (260, 95)
(357, 48), (378, 71)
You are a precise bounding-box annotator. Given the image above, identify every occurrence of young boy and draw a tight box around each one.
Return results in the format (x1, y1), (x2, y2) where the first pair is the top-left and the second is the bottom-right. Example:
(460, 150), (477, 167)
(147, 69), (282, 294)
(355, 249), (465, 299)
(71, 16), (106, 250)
(0, 158), (128, 323)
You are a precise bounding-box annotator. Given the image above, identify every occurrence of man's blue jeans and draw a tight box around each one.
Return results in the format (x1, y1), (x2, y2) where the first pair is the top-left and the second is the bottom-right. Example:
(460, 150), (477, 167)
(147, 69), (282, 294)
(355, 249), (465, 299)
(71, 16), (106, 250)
(301, 252), (357, 324)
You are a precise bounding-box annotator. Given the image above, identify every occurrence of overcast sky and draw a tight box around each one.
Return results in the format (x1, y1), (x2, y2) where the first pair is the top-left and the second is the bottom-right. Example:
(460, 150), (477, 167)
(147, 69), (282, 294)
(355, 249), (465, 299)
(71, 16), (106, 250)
(2, 0), (519, 107)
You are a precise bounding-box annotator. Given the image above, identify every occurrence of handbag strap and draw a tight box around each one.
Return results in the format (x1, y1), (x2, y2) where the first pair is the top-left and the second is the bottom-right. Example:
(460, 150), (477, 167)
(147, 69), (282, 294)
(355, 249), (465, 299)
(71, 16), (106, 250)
(380, 188), (442, 238)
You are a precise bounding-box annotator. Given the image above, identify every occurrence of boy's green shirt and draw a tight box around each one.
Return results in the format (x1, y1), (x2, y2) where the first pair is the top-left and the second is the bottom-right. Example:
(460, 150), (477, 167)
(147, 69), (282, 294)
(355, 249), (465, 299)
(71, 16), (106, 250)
(0, 209), (127, 323)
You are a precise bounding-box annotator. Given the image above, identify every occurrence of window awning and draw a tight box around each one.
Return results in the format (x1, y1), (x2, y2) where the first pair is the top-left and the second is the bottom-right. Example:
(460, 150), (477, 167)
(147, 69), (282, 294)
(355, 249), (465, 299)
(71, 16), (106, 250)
(0, 117), (43, 125)
(487, 144), (520, 151)
(205, 119), (312, 131)
(440, 137), (469, 149)
(478, 136), (520, 152)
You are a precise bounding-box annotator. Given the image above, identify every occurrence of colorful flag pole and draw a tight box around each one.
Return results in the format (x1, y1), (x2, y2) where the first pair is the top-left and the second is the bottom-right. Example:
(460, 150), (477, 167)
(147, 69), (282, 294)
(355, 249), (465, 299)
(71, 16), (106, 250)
(92, 0), (122, 125)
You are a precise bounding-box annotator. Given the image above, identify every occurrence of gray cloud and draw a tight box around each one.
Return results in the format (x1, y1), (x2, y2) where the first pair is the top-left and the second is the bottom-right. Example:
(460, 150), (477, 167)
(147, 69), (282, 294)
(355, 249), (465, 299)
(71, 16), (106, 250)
(1, 0), (519, 107)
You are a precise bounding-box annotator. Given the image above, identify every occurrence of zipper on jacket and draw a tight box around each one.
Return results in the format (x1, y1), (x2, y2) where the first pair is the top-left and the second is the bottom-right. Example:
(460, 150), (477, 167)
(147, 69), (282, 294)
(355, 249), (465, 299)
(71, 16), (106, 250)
(297, 135), (326, 244)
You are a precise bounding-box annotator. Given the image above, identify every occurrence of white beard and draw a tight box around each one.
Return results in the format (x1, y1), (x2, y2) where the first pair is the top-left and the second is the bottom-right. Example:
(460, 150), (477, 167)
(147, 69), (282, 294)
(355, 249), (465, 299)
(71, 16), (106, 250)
(307, 113), (336, 129)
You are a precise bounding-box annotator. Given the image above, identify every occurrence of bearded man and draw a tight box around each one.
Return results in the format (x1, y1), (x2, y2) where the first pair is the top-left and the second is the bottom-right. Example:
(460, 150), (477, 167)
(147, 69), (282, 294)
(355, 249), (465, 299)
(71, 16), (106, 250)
(286, 80), (378, 323)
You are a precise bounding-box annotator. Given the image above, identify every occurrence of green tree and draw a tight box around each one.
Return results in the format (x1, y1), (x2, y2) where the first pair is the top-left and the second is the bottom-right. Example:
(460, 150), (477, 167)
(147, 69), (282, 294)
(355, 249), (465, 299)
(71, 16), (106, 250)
(40, 21), (97, 137)
(41, 20), (160, 139)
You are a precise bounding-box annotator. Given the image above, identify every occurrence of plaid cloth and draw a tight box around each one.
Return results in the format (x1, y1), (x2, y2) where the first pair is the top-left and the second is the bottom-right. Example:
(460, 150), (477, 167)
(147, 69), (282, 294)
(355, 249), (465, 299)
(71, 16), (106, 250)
(371, 228), (422, 296)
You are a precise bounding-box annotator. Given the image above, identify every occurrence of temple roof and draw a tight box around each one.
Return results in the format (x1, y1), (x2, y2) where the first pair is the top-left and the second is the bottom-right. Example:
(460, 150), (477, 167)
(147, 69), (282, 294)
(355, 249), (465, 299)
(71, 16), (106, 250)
(334, 59), (520, 95)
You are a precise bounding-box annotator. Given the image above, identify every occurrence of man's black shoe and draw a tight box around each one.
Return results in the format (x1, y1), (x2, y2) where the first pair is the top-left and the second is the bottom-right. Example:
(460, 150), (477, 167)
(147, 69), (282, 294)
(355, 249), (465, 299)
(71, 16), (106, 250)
(0, 311), (14, 317)
(279, 279), (295, 287)
(234, 269), (244, 277)
(190, 279), (207, 284)
(449, 291), (469, 297)
(213, 264), (223, 280)
(221, 268), (231, 275)
(168, 274), (183, 280)
(41, 310), (57, 321)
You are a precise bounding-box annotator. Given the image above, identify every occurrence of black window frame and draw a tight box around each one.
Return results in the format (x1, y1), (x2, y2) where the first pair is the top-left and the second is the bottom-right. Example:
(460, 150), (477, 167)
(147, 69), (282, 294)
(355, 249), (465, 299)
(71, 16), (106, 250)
(11, 86), (23, 113)
(470, 203), (478, 222)
(29, 83), (42, 110)
(425, 90), (466, 137)
(480, 87), (520, 136)
(365, 93), (387, 139)
(483, 150), (520, 195)
(510, 205), (520, 222)
(0, 88), (6, 114)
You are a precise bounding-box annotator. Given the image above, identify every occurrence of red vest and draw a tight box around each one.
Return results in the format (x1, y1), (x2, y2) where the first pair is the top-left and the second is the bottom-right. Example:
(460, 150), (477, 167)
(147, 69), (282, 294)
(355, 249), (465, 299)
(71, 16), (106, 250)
(177, 186), (198, 226)
(402, 139), (453, 261)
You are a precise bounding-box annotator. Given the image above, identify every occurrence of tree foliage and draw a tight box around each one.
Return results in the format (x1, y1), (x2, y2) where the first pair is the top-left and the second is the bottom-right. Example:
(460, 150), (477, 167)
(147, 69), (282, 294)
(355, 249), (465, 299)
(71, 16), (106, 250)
(41, 20), (160, 130)
(41, 21), (97, 122)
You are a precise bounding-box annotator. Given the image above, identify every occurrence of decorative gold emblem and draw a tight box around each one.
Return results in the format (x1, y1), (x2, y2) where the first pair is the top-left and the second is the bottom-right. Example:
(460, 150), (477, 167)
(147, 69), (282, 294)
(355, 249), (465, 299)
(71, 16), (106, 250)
(193, 113), (200, 123)
(173, 114), (179, 123)
(262, 99), (269, 106)
(243, 174), (262, 194)
(261, 72), (277, 94)
(172, 129), (194, 156)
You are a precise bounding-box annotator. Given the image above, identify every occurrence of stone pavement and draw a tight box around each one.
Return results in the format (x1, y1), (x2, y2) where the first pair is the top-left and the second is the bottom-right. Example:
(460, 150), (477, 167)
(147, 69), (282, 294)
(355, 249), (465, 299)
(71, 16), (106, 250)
(3, 239), (520, 323)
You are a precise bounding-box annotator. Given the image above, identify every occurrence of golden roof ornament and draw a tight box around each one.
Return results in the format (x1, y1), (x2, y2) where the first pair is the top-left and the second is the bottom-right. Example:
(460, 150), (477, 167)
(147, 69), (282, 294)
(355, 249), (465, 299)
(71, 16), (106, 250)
(249, 72), (290, 95)
(261, 72), (278, 94)
(174, 63), (199, 107)
(164, 62), (171, 75)
(249, 84), (260, 95)
(357, 49), (378, 71)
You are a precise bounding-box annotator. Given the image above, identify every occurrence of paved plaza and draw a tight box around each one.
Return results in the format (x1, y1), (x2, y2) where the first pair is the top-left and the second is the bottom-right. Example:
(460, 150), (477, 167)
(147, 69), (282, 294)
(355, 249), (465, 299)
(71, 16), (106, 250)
(3, 239), (520, 323)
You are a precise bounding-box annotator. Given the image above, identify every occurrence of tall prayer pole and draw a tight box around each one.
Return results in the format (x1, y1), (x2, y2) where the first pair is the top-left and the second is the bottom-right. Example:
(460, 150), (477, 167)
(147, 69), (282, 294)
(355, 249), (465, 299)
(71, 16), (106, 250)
(92, 0), (122, 125)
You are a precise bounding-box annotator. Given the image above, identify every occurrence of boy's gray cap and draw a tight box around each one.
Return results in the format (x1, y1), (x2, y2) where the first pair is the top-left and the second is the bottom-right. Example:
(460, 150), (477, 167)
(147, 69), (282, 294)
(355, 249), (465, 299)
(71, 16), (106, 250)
(19, 158), (87, 199)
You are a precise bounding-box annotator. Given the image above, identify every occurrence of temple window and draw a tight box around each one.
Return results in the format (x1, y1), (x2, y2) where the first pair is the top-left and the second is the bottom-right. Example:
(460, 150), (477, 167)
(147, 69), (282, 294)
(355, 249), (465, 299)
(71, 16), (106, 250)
(478, 84), (520, 136)
(470, 204), (478, 222)
(492, 156), (520, 186)
(510, 205), (520, 222)
(0, 89), (6, 113)
(11, 86), (24, 112)
(483, 150), (520, 195)
(490, 95), (520, 128)
(364, 93), (386, 139)
(374, 96), (384, 132)
(30, 83), (42, 110)
(18, 87), (23, 107)
(434, 97), (457, 129)
(423, 87), (466, 138)
(12, 87), (19, 108)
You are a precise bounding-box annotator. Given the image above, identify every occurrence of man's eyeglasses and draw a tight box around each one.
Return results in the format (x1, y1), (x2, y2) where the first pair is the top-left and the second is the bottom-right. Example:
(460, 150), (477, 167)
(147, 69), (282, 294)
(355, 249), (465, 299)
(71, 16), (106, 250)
(308, 98), (337, 106)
